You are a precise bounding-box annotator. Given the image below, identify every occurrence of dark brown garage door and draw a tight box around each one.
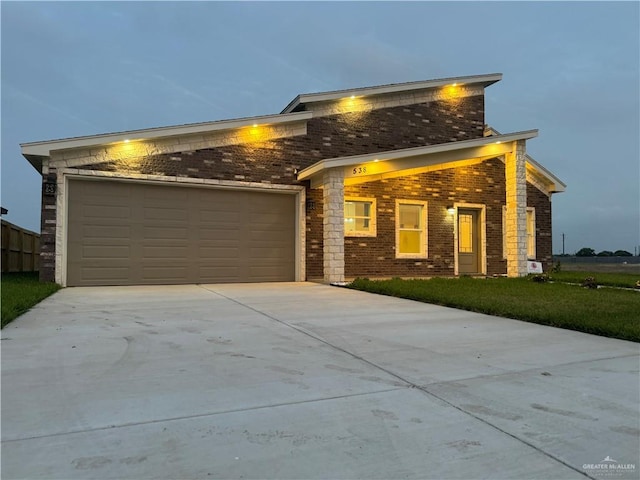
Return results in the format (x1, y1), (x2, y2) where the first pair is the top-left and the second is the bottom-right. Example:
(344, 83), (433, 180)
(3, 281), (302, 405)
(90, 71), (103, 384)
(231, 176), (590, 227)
(67, 179), (296, 286)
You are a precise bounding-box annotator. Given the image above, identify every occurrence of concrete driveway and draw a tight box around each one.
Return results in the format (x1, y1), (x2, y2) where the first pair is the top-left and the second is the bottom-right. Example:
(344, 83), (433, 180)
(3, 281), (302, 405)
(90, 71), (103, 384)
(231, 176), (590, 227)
(2, 283), (638, 479)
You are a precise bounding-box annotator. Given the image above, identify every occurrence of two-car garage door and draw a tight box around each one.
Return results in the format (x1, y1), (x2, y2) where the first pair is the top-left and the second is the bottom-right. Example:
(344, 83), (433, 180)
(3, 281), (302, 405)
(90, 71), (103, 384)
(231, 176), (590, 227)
(67, 179), (296, 286)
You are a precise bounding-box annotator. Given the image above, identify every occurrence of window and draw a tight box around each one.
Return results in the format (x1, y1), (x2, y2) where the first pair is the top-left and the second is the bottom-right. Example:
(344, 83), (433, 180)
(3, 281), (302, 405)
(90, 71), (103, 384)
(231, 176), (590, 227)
(526, 207), (536, 259)
(396, 200), (427, 258)
(344, 197), (376, 236)
(502, 206), (536, 259)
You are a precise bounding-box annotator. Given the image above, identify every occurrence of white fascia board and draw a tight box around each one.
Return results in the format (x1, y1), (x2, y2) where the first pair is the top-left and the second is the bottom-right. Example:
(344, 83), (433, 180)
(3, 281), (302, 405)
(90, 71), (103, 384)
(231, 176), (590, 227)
(281, 73), (503, 113)
(526, 156), (567, 193)
(21, 111), (313, 157)
(297, 129), (538, 181)
(486, 125), (566, 193)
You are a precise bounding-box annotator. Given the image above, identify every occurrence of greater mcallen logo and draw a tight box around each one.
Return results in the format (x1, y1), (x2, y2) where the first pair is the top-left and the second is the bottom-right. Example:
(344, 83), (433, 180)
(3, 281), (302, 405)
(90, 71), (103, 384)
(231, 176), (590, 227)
(583, 456), (636, 477)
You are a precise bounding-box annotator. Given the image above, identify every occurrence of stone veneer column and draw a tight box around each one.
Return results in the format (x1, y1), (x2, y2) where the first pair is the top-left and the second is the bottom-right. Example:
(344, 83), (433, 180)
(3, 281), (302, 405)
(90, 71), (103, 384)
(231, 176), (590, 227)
(323, 168), (345, 283)
(505, 140), (528, 277)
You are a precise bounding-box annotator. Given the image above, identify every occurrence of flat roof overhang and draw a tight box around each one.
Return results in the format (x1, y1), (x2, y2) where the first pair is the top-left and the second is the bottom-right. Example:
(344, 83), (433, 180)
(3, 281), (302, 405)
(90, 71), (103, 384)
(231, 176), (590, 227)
(21, 111), (313, 172)
(297, 130), (563, 193)
(281, 73), (503, 114)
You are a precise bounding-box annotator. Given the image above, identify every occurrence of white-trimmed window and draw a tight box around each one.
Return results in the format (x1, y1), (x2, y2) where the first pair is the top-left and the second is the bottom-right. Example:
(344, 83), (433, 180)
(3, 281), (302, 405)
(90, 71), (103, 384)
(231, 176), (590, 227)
(526, 207), (536, 259)
(344, 197), (376, 236)
(396, 200), (428, 258)
(502, 206), (536, 259)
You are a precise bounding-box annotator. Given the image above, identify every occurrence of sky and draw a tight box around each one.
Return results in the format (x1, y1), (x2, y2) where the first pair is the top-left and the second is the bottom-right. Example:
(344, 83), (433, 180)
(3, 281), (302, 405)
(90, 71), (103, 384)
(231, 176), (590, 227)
(1, 1), (639, 255)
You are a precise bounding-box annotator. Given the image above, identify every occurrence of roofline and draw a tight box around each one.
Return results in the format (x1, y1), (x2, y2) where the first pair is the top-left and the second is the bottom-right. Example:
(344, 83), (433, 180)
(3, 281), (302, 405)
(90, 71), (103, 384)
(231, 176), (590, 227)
(281, 73), (503, 114)
(21, 111), (313, 158)
(485, 125), (566, 193)
(297, 129), (538, 181)
(526, 156), (567, 192)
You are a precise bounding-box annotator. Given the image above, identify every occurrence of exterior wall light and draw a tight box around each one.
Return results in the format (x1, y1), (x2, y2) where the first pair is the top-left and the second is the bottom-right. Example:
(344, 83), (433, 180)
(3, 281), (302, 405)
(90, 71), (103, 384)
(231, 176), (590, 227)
(447, 206), (456, 215)
(306, 199), (316, 212)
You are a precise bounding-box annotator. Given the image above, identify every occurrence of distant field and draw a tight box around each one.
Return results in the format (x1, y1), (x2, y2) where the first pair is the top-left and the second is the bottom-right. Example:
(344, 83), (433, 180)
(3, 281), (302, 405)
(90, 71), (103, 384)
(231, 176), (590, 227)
(558, 262), (640, 274)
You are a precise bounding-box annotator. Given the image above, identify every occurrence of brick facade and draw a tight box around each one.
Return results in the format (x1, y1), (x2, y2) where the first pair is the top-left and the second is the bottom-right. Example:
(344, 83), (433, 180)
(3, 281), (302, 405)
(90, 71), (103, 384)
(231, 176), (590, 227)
(78, 95), (485, 180)
(39, 95), (486, 283)
(34, 82), (557, 284)
(337, 160), (552, 279)
(527, 183), (553, 271)
(39, 172), (57, 282)
(342, 159), (508, 278)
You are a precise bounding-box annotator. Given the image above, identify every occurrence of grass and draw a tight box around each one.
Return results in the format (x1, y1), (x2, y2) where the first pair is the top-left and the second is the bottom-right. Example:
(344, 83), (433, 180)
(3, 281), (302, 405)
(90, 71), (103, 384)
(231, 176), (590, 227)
(1, 272), (61, 328)
(348, 276), (640, 342)
(548, 271), (639, 289)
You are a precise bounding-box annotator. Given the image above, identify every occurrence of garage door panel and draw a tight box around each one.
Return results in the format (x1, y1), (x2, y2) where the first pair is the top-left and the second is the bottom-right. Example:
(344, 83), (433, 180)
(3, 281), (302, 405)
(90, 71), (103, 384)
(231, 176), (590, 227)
(82, 245), (131, 259)
(198, 266), (241, 281)
(82, 225), (131, 239)
(78, 267), (131, 282)
(142, 226), (189, 240)
(143, 207), (189, 221)
(143, 187), (189, 201)
(67, 180), (296, 286)
(199, 228), (243, 241)
(140, 266), (190, 281)
(141, 246), (190, 258)
(248, 230), (292, 242)
(249, 249), (291, 260)
(199, 211), (242, 224)
(82, 205), (131, 219)
(199, 247), (239, 259)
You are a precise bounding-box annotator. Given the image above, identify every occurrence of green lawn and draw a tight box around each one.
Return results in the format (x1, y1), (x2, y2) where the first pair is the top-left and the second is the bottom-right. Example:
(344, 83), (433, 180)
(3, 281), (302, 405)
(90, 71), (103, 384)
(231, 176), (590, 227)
(1, 272), (61, 328)
(549, 271), (639, 289)
(348, 276), (640, 342)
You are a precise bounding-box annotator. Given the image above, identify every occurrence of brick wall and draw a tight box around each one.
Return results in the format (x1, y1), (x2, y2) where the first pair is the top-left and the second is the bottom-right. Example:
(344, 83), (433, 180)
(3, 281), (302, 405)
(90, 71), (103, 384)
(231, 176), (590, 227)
(305, 187), (324, 279)
(527, 184), (553, 270)
(335, 162), (554, 279)
(40, 172), (57, 282)
(39, 95), (485, 282)
(342, 159), (508, 278)
(79, 95), (485, 180)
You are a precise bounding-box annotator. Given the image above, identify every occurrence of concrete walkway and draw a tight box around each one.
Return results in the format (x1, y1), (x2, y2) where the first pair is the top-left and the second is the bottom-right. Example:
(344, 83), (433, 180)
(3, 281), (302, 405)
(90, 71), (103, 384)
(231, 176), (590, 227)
(1, 283), (638, 479)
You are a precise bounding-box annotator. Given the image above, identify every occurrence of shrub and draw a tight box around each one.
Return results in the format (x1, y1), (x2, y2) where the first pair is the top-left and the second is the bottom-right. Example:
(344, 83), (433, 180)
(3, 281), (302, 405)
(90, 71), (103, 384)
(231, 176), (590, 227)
(530, 274), (549, 283)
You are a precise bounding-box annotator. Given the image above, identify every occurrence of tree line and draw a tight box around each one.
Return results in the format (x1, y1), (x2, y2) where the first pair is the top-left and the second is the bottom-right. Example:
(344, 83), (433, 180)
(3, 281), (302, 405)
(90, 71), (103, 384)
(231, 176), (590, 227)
(570, 248), (634, 257)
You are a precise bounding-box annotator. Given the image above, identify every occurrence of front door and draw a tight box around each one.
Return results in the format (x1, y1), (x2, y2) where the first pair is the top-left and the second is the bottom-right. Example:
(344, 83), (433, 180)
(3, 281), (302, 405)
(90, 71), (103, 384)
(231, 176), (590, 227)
(458, 209), (480, 275)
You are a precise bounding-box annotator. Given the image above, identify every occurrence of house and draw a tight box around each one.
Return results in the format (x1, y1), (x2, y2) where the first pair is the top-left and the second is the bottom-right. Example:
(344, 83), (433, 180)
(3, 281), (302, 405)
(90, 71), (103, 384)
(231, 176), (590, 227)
(21, 73), (565, 287)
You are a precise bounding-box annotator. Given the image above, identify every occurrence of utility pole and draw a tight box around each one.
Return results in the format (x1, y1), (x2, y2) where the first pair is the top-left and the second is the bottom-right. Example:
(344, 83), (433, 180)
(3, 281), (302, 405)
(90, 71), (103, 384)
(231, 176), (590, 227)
(562, 233), (565, 256)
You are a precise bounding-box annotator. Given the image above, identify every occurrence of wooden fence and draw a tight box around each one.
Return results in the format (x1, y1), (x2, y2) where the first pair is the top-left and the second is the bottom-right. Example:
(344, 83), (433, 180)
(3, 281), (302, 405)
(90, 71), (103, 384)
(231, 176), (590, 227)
(1, 220), (40, 273)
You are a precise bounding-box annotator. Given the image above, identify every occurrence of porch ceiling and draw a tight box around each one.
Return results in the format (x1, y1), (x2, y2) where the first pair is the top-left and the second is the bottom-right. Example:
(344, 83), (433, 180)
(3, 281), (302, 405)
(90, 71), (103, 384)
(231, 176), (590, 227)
(298, 130), (539, 188)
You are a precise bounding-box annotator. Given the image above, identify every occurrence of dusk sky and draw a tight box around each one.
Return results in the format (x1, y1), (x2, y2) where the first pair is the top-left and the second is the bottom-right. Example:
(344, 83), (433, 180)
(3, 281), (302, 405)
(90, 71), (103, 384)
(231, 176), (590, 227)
(1, 1), (638, 255)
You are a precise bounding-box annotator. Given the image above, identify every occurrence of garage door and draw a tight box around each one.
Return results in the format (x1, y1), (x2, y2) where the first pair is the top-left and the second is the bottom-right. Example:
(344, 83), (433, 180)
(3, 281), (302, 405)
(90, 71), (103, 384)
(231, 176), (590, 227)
(67, 179), (296, 286)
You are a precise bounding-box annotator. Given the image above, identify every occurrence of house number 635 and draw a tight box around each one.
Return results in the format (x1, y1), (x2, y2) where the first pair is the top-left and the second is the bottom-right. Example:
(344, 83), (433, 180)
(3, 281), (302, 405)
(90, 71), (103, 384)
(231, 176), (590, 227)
(352, 166), (367, 175)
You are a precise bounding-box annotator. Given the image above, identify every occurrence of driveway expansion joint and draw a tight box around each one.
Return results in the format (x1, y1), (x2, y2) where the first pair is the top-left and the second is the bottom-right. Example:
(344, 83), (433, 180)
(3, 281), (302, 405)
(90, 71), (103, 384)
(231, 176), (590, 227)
(199, 284), (597, 480)
(2, 387), (405, 444)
